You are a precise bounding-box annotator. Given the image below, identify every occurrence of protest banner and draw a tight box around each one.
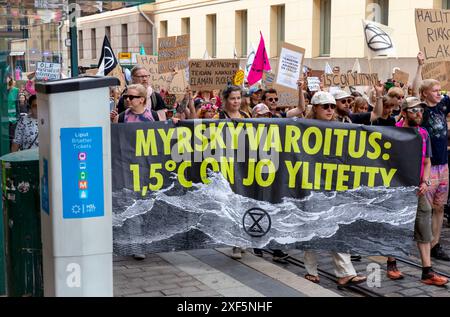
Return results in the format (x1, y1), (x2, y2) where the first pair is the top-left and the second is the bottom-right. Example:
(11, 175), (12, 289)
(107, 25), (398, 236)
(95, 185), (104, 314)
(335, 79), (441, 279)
(189, 59), (240, 91)
(415, 9), (450, 63)
(111, 120), (421, 257)
(158, 34), (190, 74)
(275, 42), (305, 91)
(393, 69), (409, 85)
(422, 61), (450, 91)
(35, 61), (61, 81)
(323, 73), (379, 88)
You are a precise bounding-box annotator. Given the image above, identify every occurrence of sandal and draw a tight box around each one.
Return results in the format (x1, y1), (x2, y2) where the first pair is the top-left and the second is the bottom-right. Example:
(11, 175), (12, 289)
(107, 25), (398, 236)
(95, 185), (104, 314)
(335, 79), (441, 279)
(337, 275), (367, 287)
(305, 274), (320, 284)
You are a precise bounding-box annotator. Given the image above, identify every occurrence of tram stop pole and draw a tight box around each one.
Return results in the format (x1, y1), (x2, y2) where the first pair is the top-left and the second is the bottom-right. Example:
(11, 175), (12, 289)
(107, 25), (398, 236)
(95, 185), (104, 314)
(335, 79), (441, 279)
(36, 76), (119, 296)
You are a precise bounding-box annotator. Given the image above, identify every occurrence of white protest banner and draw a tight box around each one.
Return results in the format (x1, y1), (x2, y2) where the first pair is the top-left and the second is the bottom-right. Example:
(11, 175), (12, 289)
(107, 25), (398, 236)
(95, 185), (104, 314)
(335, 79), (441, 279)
(307, 77), (321, 92)
(362, 20), (396, 58)
(275, 42), (305, 90)
(35, 61), (61, 81)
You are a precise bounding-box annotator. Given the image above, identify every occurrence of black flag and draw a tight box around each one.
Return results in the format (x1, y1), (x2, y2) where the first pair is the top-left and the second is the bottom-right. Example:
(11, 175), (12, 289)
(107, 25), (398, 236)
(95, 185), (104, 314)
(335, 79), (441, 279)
(97, 35), (118, 76)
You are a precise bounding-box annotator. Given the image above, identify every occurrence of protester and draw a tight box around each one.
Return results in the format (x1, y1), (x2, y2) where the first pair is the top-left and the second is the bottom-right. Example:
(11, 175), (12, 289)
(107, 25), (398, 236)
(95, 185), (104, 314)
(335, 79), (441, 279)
(351, 97), (369, 114)
(303, 91), (367, 286)
(17, 93), (28, 114)
(7, 78), (19, 145)
(396, 97), (448, 285)
(11, 95), (38, 152)
(412, 51), (450, 261)
(215, 85), (250, 119)
(240, 89), (253, 117)
(198, 102), (219, 119)
(117, 65), (166, 114)
(113, 84), (161, 123)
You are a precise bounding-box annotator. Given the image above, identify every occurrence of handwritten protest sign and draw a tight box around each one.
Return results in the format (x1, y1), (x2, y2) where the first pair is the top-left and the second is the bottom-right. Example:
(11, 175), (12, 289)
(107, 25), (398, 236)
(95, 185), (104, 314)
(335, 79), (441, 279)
(393, 69), (409, 85)
(275, 43), (305, 90)
(415, 9), (450, 63)
(276, 88), (299, 108)
(35, 62), (61, 81)
(323, 73), (379, 88)
(307, 77), (321, 92)
(158, 34), (190, 73)
(422, 61), (450, 91)
(189, 59), (240, 91)
(136, 55), (173, 92)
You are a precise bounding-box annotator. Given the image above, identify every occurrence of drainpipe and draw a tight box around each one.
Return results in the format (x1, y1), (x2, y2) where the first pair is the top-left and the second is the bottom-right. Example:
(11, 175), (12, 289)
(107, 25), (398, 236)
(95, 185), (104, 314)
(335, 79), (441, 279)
(57, 21), (63, 65)
(137, 5), (157, 55)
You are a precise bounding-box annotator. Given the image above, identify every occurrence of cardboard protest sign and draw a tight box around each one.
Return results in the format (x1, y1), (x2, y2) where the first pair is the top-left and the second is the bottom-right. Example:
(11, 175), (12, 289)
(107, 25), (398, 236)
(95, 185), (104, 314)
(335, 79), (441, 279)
(422, 61), (450, 91)
(136, 55), (175, 93)
(275, 42), (305, 90)
(168, 68), (188, 102)
(323, 73), (379, 88)
(415, 9), (450, 63)
(393, 69), (409, 85)
(189, 59), (240, 91)
(158, 34), (190, 73)
(35, 61), (61, 81)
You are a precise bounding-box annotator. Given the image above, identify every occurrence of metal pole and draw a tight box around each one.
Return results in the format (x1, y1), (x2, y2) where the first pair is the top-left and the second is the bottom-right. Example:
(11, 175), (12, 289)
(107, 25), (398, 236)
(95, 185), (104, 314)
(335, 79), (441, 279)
(69, 0), (78, 77)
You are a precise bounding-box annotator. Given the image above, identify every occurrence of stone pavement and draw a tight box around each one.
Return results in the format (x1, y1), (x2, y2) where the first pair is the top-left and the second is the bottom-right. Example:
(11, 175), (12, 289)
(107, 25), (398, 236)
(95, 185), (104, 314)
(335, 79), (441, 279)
(114, 224), (450, 297)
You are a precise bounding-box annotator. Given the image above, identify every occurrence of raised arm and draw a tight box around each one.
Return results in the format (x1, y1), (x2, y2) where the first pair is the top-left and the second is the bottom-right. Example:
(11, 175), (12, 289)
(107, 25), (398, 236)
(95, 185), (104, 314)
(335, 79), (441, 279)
(412, 52), (425, 98)
(286, 78), (306, 118)
(370, 81), (384, 122)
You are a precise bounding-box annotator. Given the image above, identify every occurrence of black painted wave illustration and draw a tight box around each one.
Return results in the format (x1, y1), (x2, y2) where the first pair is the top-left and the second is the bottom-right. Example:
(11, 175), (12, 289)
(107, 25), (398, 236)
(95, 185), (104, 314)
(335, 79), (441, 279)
(113, 173), (417, 257)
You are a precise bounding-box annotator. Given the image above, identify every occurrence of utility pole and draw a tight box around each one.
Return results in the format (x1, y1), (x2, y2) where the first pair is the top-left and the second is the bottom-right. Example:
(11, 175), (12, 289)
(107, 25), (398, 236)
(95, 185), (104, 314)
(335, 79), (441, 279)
(69, 0), (79, 77)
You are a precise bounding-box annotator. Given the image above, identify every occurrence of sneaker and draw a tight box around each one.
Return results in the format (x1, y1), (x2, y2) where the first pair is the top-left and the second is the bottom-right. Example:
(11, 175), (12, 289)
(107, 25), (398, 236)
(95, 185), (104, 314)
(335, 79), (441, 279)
(387, 262), (404, 280)
(231, 247), (242, 260)
(272, 250), (289, 263)
(253, 248), (263, 257)
(431, 244), (450, 261)
(421, 271), (449, 286)
(133, 254), (146, 260)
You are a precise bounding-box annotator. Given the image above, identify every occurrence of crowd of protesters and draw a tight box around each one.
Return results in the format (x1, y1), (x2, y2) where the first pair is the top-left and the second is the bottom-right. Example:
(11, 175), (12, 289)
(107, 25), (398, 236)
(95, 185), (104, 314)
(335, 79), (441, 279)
(103, 51), (448, 286)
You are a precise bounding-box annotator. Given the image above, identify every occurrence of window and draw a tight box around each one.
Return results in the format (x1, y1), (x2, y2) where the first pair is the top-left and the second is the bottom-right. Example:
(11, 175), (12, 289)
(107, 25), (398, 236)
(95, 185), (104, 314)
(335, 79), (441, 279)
(368, 0), (389, 25)
(121, 24), (128, 52)
(270, 5), (285, 57)
(181, 17), (190, 35)
(105, 26), (111, 41)
(235, 10), (248, 57)
(206, 14), (217, 58)
(78, 30), (83, 59)
(160, 20), (168, 38)
(320, 0), (331, 56)
(444, 0), (450, 9)
(91, 28), (96, 59)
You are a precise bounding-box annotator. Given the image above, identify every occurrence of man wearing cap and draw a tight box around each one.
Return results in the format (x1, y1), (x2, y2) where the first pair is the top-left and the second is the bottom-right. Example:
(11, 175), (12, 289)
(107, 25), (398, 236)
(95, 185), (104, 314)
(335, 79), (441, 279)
(332, 85), (384, 124)
(396, 97), (448, 285)
(249, 87), (263, 108)
(251, 103), (272, 118)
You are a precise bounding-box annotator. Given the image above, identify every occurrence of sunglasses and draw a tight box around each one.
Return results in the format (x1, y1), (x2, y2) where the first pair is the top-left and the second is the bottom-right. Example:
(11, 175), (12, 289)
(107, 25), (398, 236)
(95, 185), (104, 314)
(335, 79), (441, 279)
(319, 104), (336, 110)
(124, 95), (143, 101)
(267, 97), (279, 102)
(338, 98), (353, 104)
(407, 107), (424, 114)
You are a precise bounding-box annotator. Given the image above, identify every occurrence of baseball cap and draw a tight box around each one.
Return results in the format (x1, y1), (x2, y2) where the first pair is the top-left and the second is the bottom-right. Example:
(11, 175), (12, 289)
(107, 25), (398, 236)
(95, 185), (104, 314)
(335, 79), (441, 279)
(332, 90), (351, 101)
(252, 103), (271, 117)
(311, 91), (336, 106)
(401, 97), (427, 111)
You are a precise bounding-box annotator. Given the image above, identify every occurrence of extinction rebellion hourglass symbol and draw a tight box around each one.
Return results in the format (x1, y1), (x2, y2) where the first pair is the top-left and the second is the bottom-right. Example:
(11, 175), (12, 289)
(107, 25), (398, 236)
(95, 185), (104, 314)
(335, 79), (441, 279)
(242, 208), (272, 238)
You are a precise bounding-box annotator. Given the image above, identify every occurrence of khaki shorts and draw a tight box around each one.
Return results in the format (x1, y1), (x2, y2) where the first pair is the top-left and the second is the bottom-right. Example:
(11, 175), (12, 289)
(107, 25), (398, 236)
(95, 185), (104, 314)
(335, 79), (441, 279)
(414, 194), (433, 244)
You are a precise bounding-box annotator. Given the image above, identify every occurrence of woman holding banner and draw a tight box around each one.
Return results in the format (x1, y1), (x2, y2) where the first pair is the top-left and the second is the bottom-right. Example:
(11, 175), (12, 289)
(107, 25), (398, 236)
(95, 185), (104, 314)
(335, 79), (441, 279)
(303, 91), (367, 286)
